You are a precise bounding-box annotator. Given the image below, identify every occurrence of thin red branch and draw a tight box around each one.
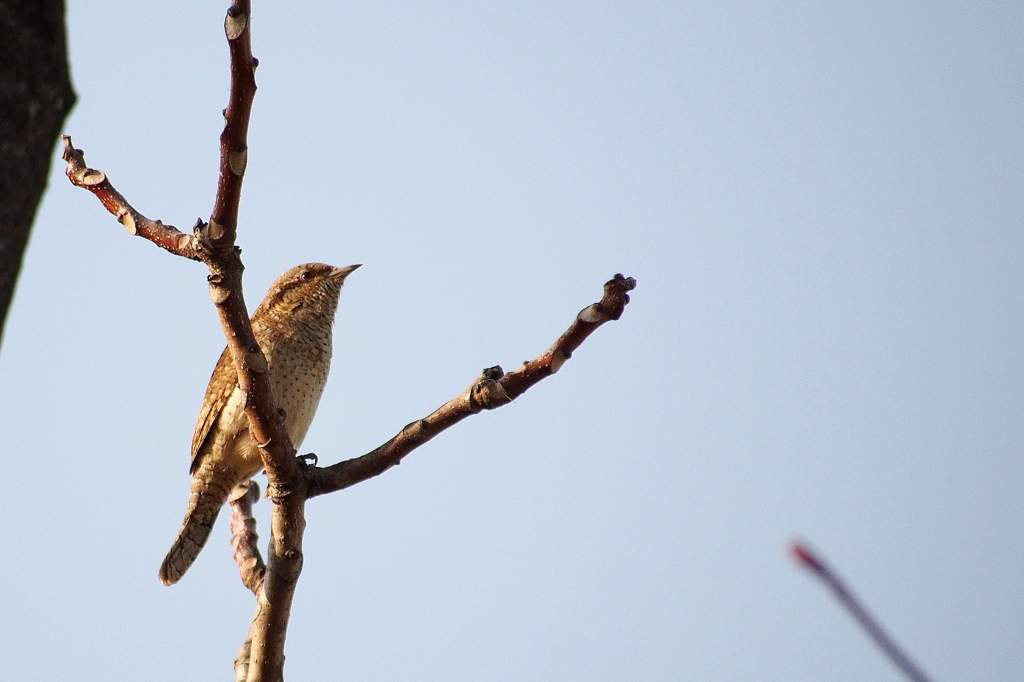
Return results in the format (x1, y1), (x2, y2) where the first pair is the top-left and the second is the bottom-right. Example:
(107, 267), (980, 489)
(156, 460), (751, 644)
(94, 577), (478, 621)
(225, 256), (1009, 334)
(60, 136), (202, 260)
(306, 274), (637, 498)
(203, 4), (304, 680)
(195, 0), (298, 496)
(211, 0), (256, 242)
(791, 540), (934, 682)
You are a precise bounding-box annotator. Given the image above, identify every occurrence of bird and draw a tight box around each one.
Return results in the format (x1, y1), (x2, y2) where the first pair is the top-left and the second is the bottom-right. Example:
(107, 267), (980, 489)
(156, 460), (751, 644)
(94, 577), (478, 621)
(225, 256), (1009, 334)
(158, 262), (360, 585)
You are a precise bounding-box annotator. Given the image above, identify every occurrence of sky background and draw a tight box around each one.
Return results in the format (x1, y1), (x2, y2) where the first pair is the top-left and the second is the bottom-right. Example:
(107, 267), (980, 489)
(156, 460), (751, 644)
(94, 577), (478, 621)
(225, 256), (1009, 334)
(2, 1), (1022, 680)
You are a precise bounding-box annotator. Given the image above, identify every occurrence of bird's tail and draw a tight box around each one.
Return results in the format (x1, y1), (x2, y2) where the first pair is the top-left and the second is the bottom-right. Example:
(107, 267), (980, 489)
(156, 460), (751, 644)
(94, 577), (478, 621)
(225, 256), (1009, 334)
(159, 465), (232, 585)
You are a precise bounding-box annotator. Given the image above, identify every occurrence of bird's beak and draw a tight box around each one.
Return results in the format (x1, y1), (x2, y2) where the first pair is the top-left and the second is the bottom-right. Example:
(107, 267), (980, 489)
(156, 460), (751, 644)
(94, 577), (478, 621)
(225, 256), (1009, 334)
(329, 263), (362, 281)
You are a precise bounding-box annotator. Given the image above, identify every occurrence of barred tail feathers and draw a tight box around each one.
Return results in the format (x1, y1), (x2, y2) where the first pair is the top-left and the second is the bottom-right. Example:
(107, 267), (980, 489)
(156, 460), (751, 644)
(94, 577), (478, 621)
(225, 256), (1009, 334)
(159, 468), (232, 585)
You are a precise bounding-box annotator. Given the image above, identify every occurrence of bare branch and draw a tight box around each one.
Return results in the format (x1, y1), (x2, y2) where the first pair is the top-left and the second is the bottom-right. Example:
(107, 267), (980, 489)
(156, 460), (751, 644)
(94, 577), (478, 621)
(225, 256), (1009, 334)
(63, 1), (636, 678)
(791, 540), (934, 682)
(61, 136), (202, 260)
(234, 634), (253, 682)
(307, 274), (637, 498)
(230, 481), (266, 594)
(212, 0), (257, 243)
(246, 497), (305, 682)
(64, 2), (301, 678)
(204, 3), (305, 679)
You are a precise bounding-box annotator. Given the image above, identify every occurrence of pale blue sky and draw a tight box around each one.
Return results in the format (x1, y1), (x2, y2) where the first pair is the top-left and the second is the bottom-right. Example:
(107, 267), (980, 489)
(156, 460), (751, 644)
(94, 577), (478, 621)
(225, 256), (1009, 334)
(2, 2), (1022, 680)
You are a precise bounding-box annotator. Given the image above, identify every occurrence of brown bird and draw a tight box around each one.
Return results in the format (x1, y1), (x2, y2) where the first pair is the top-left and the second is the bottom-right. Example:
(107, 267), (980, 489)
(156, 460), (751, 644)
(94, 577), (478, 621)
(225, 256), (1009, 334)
(159, 262), (360, 585)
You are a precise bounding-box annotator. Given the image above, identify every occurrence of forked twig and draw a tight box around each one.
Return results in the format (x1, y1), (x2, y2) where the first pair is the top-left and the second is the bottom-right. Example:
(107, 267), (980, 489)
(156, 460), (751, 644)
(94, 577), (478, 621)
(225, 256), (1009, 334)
(63, 1), (636, 679)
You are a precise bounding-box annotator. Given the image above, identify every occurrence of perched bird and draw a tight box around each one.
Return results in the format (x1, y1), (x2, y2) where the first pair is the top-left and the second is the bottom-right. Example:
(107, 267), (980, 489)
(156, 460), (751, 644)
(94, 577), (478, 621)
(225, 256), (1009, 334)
(159, 262), (360, 585)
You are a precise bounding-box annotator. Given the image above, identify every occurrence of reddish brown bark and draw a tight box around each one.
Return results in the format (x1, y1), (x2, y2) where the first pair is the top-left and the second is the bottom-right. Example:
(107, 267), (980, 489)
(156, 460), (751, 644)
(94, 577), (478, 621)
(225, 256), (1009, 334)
(307, 274), (637, 498)
(62, 2), (636, 680)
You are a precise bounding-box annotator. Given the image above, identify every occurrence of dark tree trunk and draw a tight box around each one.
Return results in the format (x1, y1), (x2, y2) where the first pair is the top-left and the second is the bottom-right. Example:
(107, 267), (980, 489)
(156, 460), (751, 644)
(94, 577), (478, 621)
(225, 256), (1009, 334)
(0, 0), (75, 346)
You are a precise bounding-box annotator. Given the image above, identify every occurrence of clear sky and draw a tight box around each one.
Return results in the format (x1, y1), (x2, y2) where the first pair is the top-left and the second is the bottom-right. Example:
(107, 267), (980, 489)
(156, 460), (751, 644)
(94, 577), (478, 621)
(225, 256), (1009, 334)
(2, 2), (1022, 680)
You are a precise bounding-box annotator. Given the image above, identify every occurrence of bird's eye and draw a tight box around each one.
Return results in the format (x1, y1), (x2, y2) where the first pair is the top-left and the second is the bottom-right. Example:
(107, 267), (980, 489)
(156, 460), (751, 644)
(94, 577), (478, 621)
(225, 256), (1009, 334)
(300, 270), (313, 281)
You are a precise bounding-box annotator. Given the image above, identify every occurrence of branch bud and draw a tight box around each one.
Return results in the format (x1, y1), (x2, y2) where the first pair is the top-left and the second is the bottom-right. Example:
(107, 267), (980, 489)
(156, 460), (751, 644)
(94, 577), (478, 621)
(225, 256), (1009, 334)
(225, 9), (248, 40)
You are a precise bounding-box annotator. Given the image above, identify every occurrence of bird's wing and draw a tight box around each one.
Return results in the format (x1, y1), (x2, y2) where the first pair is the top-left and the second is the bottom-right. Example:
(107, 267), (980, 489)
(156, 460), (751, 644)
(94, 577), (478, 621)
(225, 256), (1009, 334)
(189, 345), (239, 474)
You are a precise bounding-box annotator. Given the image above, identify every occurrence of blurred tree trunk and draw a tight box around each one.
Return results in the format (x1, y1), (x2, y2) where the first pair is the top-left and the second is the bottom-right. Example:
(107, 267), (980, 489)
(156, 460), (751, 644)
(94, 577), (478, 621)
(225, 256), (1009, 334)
(0, 0), (75, 347)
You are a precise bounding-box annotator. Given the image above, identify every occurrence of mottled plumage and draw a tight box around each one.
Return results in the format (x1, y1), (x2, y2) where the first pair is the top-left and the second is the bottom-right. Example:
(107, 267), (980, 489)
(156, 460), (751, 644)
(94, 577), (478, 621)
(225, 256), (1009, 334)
(159, 262), (359, 585)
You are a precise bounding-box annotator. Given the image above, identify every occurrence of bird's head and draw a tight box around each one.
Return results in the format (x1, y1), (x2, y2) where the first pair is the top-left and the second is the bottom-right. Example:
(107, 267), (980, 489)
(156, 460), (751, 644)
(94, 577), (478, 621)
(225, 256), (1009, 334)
(255, 262), (361, 325)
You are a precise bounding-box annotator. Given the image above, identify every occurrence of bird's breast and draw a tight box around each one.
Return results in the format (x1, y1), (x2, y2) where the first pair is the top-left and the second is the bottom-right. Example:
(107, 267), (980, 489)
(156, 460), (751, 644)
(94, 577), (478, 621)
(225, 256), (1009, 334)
(266, 335), (332, 451)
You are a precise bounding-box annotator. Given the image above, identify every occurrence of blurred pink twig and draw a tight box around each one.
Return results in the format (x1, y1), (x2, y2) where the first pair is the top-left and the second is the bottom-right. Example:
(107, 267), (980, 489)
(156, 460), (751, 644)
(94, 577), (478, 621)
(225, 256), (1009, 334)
(791, 540), (934, 682)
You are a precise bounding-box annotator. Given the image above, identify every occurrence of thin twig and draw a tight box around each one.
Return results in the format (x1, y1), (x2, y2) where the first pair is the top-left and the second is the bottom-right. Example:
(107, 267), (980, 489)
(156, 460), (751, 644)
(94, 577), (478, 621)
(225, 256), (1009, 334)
(307, 274), (637, 498)
(230, 481), (266, 594)
(234, 634), (253, 682)
(61, 137), (201, 260)
(791, 540), (934, 682)
(212, 0), (258, 242)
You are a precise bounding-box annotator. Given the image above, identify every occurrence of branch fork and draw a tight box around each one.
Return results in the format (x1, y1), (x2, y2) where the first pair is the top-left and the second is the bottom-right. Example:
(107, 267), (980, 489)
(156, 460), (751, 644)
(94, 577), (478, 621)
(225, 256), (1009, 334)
(63, 1), (636, 679)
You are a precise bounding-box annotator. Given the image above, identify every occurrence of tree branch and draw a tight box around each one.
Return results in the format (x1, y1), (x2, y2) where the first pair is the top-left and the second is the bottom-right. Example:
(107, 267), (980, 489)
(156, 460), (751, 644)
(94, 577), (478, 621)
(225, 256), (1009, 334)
(61, 137), (202, 260)
(213, 0), (257, 242)
(306, 274), (637, 498)
(791, 540), (934, 682)
(230, 481), (266, 594)
(204, 4), (304, 680)
(64, 2), (636, 679)
(64, 2), (302, 679)
(234, 633), (254, 682)
(0, 0), (76, 346)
